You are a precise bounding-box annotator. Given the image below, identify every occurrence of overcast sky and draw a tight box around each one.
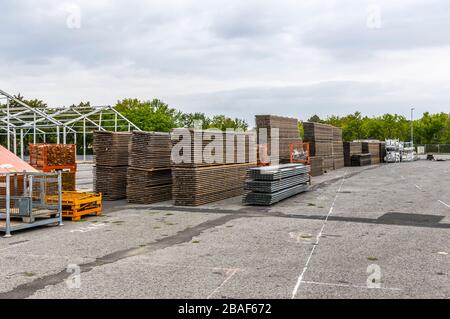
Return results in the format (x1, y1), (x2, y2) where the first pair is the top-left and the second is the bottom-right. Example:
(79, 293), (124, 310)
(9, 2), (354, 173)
(1, 0), (450, 125)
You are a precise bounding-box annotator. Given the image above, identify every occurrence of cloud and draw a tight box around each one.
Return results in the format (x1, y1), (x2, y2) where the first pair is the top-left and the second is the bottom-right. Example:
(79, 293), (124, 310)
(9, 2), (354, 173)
(0, 0), (449, 124)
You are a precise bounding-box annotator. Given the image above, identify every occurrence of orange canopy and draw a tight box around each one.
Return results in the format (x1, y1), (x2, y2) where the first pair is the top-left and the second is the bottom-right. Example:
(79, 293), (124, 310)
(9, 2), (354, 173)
(0, 145), (38, 173)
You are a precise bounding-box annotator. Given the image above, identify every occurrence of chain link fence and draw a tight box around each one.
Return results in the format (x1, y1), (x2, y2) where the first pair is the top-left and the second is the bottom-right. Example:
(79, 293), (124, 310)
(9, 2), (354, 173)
(416, 144), (450, 154)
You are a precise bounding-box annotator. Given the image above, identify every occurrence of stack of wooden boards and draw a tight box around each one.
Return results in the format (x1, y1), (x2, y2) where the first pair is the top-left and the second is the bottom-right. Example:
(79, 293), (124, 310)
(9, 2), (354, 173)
(351, 154), (372, 166)
(255, 115), (301, 163)
(171, 129), (256, 206)
(362, 142), (380, 164)
(93, 131), (131, 200)
(28, 144), (77, 191)
(243, 164), (310, 206)
(127, 132), (172, 204)
(303, 122), (343, 174)
(344, 142), (363, 167)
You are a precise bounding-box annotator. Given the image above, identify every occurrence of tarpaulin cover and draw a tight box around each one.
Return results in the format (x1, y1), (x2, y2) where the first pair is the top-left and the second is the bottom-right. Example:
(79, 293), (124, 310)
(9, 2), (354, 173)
(0, 145), (38, 173)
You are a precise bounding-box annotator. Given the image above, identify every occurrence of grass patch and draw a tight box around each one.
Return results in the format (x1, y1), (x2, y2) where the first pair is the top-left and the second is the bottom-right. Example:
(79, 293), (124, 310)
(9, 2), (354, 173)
(367, 256), (378, 261)
(192, 240), (200, 244)
(307, 203), (316, 207)
(22, 272), (35, 277)
(165, 213), (174, 216)
(112, 221), (125, 225)
(74, 219), (87, 223)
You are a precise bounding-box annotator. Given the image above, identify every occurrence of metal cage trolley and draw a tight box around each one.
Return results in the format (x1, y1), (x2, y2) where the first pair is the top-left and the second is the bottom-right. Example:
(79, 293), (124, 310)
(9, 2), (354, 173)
(0, 171), (63, 237)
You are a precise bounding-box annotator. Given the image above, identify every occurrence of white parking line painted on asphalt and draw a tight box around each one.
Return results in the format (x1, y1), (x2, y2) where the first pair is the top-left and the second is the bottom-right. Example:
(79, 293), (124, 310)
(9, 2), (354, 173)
(438, 200), (450, 209)
(414, 184), (422, 190)
(207, 268), (240, 299)
(291, 171), (347, 299)
(301, 280), (402, 291)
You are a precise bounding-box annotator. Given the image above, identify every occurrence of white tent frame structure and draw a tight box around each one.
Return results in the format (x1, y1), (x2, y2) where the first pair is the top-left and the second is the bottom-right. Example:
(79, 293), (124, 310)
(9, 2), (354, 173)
(0, 88), (141, 160)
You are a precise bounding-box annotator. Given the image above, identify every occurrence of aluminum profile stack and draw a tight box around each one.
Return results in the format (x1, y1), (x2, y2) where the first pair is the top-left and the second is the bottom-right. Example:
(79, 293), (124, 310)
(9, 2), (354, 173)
(243, 164), (310, 206)
(362, 142), (381, 164)
(303, 122), (334, 172)
(127, 131), (173, 204)
(344, 142), (363, 167)
(93, 131), (132, 200)
(172, 163), (254, 206)
(351, 154), (372, 166)
(171, 129), (257, 206)
(255, 115), (301, 163)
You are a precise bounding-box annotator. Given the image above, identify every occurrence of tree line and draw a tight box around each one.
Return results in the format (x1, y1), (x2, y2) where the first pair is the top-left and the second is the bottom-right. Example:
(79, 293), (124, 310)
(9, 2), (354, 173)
(304, 112), (450, 144)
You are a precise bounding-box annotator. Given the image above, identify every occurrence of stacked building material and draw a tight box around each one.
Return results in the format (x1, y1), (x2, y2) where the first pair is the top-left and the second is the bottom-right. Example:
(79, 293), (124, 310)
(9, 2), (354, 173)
(379, 142), (386, 163)
(243, 164), (310, 206)
(127, 131), (173, 204)
(29, 144), (77, 191)
(172, 163), (254, 206)
(362, 142), (381, 164)
(344, 142), (363, 167)
(255, 115), (301, 163)
(93, 131), (132, 200)
(332, 127), (344, 169)
(171, 129), (257, 206)
(171, 129), (256, 166)
(310, 156), (324, 177)
(351, 154), (372, 166)
(303, 122), (334, 172)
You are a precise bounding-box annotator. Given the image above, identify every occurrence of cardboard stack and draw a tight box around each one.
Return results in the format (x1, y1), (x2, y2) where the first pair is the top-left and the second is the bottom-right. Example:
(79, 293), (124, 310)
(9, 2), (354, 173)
(127, 131), (172, 204)
(255, 115), (301, 163)
(93, 131), (132, 200)
(171, 129), (257, 206)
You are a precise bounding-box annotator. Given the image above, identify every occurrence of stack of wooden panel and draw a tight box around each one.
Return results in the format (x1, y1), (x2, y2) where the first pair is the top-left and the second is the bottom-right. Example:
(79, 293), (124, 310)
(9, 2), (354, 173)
(243, 164), (310, 206)
(351, 154), (372, 166)
(310, 156), (324, 177)
(93, 131), (132, 200)
(332, 127), (344, 169)
(172, 163), (254, 206)
(362, 142), (380, 164)
(303, 122), (334, 172)
(255, 115), (301, 163)
(379, 142), (386, 163)
(127, 131), (172, 204)
(171, 129), (257, 206)
(171, 129), (256, 166)
(344, 142), (363, 167)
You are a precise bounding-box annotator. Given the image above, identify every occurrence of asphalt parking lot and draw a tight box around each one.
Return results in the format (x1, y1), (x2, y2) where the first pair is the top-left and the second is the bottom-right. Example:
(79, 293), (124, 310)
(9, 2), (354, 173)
(0, 160), (449, 299)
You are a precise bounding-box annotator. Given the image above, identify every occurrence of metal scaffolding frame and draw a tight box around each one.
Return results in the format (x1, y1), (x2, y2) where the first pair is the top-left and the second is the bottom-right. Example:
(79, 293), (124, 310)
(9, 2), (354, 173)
(0, 88), (141, 160)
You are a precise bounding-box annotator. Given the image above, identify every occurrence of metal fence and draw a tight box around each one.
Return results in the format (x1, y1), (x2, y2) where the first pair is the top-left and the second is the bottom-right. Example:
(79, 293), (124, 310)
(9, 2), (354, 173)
(416, 144), (450, 154)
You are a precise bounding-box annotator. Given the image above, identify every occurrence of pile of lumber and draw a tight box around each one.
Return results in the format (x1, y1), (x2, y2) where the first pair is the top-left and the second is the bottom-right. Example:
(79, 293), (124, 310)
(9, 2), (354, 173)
(351, 154), (372, 166)
(126, 168), (172, 204)
(29, 144), (76, 169)
(243, 164), (310, 206)
(362, 142), (381, 164)
(332, 127), (344, 169)
(93, 132), (132, 200)
(172, 163), (254, 206)
(379, 142), (386, 163)
(61, 171), (76, 191)
(93, 166), (128, 200)
(127, 131), (173, 204)
(310, 156), (324, 177)
(255, 115), (301, 163)
(171, 129), (257, 206)
(344, 142), (363, 167)
(303, 122), (334, 172)
(171, 129), (256, 166)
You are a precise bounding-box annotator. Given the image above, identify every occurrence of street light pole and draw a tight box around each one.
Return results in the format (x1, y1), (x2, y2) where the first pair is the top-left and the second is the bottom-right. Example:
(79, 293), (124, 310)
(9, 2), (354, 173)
(410, 107), (415, 146)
